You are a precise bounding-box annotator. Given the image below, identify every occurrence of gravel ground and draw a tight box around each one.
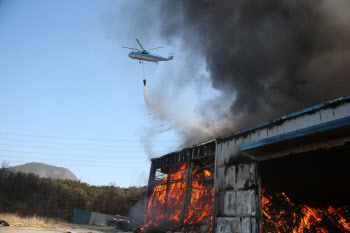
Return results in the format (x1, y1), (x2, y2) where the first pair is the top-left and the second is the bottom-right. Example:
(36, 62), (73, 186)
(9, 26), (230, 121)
(0, 224), (118, 233)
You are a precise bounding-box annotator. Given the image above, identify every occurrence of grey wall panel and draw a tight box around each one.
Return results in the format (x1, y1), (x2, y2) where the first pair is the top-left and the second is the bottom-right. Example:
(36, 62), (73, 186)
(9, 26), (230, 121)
(89, 212), (114, 226)
(217, 166), (226, 190)
(236, 190), (255, 216)
(242, 134), (251, 145)
(283, 117), (300, 133)
(346, 102), (350, 116)
(266, 125), (278, 138)
(223, 166), (235, 190)
(216, 161), (261, 233)
(319, 108), (335, 123)
(223, 191), (236, 216)
(297, 114), (311, 129)
(333, 103), (350, 119)
(259, 128), (268, 140)
(275, 124), (285, 136)
(235, 137), (243, 150)
(250, 130), (260, 142)
(217, 217), (233, 233)
(217, 140), (240, 167)
(232, 217), (253, 233)
(236, 164), (256, 190)
(306, 112), (322, 126)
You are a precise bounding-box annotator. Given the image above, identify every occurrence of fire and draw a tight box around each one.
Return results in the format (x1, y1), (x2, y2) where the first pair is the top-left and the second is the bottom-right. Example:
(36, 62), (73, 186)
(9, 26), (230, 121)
(262, 189), (350, 232)
(144, 162), (214, 232)
(184, 166), (214, 225)
(144, 164), (187, 228)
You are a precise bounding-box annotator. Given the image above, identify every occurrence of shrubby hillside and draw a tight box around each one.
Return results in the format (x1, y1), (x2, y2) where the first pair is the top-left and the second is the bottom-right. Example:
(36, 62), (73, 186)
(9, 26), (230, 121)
(0, 165), (146, 221)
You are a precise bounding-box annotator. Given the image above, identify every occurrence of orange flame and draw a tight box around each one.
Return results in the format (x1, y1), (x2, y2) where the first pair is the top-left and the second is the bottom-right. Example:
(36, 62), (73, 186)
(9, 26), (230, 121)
(184, 167), (214, 225)
(144, 164), (187, 228)
(262, 189), (350, 232)
(144, 163), (214, 232)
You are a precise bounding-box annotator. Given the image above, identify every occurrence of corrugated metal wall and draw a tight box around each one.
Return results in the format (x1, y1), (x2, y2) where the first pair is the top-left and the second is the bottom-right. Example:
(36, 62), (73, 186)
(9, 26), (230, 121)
(214, 97), (350, 233)
(215, 144), (262, 233)
(73, 208), (91, 225)
(72, 208), (113, 226)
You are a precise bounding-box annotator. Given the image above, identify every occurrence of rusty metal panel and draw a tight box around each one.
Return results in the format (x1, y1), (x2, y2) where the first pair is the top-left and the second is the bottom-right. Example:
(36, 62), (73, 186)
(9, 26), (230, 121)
(217, 217), (233, 233)
(333, 103), (350, 119)
(319, 108), (335, 123)
(223, 191), (236, 216)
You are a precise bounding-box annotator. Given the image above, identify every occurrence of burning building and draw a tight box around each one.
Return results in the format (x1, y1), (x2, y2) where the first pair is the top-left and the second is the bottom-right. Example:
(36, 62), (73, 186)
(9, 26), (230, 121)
(144, 95), (350, 233)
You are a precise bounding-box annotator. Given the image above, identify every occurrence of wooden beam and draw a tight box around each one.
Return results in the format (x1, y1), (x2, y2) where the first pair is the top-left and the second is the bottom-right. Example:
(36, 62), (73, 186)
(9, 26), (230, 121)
(163, 166), (172, 217)
(178, 159), (193, 227)
(145, 161), (156, 220)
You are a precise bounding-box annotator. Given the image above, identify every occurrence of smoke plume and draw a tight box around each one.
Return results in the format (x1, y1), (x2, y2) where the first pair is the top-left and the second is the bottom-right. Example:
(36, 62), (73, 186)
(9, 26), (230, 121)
(147, 0), (350, 145)
(126, 0), (350, 151)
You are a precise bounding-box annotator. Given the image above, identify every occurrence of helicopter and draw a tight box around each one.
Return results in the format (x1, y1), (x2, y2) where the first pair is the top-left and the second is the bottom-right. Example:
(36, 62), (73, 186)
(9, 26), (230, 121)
(122, 39), (174, 64)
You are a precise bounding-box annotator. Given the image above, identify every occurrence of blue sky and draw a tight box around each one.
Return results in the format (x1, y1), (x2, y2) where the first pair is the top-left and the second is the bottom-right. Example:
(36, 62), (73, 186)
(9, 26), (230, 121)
(0, 0), (217, 187)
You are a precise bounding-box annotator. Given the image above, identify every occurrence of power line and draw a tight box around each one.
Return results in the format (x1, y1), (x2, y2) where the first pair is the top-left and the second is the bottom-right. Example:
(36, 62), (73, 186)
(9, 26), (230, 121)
(2, 160), (150, 168)
(0, 132), (176, 142)
(0, 143), (169, 153)
(1, 155), (149, 164)
(0, 149), (153, 159)
(0, 138), (176, 148)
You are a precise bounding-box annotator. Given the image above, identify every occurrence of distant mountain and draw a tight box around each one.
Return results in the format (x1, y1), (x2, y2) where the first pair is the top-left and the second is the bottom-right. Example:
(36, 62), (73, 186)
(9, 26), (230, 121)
(10, 162), (78, 181)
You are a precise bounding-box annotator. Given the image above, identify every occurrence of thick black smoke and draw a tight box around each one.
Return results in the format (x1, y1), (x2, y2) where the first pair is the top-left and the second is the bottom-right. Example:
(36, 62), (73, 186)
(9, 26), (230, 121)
(154, 0), (350, 144)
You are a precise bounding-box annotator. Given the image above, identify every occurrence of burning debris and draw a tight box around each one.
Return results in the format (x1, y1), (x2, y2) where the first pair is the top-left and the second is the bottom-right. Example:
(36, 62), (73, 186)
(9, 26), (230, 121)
(262, 189), (350, 233)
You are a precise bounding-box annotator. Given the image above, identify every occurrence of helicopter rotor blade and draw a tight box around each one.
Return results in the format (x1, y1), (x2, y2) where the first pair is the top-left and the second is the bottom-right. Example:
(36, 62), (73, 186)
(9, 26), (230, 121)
(136, 39), (144, 50)
(122, 47), (139, 50)
(149, 46), (164, 51)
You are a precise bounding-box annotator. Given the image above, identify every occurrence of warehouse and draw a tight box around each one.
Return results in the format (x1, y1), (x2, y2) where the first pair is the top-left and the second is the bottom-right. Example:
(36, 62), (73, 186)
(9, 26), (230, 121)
(145, 95), (350, 233)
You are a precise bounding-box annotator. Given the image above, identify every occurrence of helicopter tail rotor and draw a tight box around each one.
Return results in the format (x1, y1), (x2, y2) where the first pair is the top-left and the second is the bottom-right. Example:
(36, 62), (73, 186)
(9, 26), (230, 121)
(168, 53), (175, 60)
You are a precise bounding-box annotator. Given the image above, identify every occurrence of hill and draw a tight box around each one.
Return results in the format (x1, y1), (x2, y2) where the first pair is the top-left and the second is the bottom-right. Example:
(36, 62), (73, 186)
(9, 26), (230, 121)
(0, 167), (146, 221)
(10, 162), (78, 181)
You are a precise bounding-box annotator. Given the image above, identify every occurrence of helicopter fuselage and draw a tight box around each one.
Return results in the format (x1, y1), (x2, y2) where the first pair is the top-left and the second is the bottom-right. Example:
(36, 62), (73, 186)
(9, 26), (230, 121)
(129, 51), (173, 63)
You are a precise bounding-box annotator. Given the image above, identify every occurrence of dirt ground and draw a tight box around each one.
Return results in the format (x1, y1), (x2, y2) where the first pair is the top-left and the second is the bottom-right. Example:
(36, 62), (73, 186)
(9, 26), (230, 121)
(0, 224), (118, 233)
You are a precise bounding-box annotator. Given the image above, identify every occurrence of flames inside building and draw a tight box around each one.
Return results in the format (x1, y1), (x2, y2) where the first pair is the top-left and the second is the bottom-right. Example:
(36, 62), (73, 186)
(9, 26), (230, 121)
(144, 143), (216, 233)
(143, 95), (350, 233)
